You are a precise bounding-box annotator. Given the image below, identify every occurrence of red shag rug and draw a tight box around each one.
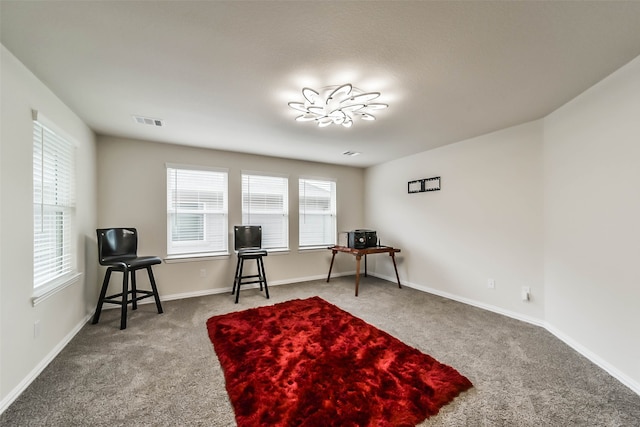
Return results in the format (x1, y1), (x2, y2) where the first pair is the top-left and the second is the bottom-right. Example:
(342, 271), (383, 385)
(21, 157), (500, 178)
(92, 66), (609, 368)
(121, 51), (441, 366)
(206, 297), (472, 427)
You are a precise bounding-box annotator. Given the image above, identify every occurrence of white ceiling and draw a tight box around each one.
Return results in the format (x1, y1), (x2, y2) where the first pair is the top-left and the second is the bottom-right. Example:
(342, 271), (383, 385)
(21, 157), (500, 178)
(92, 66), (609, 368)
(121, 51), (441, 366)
(2, 1), (640, 167)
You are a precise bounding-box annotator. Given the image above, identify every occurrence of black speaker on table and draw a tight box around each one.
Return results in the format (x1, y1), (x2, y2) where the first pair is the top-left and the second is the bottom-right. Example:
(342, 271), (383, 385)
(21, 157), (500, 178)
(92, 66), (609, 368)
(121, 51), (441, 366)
(347, 229), (377, 249)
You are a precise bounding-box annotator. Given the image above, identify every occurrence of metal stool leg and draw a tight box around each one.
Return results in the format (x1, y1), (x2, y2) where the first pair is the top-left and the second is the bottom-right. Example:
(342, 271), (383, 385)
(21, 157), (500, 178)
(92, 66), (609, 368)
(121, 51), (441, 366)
(235, 257), (245, 304)
(259, 257), (269, 299)
(131, 269), (138, 310)
(256, 257), (264, 291)
(147, 266), (163, 314)
(92, 268), (112, 324)
(232, 256), (242, 295)
(120, 269), (129, 330)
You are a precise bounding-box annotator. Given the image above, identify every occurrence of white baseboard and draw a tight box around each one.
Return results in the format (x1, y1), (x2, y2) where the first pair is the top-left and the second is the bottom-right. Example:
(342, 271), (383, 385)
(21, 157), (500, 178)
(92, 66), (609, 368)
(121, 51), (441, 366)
(371, 272), (640, 396)
(138, 271), (357, 303)
(373, 272), (545, 327)
(544, 323), (640, 396)
(0, 313), (93, 414)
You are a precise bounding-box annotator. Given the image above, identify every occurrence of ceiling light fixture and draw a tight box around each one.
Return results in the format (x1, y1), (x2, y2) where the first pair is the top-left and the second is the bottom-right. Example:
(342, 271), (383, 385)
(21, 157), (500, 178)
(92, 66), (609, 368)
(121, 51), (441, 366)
(288, 84), (388, 128)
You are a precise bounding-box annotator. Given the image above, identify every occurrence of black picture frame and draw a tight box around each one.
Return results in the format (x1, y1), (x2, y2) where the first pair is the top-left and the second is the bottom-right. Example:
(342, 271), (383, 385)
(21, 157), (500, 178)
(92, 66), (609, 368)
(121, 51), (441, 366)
(408, 176), (440, 193)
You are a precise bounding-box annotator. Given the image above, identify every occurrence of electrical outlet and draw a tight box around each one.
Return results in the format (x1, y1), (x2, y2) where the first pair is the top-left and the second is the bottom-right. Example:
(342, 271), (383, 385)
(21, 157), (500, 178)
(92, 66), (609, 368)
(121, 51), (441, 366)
(34, 320), (40, 338)
(487, 279), (495, 289)
(200, 269), (206, 278)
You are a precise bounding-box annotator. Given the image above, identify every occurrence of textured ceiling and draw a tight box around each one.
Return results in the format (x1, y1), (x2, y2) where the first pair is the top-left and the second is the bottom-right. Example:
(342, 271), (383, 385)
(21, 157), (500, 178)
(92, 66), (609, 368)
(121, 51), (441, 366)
(2, 1), (640, 167)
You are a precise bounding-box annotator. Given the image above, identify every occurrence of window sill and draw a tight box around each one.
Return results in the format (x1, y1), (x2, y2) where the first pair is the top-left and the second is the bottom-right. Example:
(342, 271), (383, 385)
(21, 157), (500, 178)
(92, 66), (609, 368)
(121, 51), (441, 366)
(164, 252), (230, 263)
(264, 248), (290, 256)
(299, 246), (334, 253)
(230, 248), (290, 256)
(32, 272), (83, 307)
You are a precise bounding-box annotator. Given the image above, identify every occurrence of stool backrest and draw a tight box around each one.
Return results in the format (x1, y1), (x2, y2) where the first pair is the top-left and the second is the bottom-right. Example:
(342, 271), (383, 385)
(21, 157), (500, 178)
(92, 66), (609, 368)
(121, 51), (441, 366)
(97, 228), (138, 264)
(234, 225), (262, 251)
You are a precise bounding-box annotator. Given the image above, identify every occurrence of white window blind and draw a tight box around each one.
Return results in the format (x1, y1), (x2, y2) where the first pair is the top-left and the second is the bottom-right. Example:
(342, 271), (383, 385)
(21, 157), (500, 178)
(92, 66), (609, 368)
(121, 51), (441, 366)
(33, 120), (76, 288)
(242, 173), (289, 250)
(299, 178), (336, 248)
(167, 166), (228, 256)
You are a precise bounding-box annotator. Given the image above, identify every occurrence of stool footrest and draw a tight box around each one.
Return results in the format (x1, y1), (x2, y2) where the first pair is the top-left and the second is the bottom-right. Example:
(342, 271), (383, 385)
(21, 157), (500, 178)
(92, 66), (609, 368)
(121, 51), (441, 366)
(237, 279), (263, 285)
(100, 290), (156, 306)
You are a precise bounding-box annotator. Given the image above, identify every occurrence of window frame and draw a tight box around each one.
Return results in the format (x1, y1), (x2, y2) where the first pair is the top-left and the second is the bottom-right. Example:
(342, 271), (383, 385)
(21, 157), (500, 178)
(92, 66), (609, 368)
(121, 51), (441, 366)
(298, 177), (337, 249)
(166, 164), (229, 259)
(241, 172), (289, 251)
(32, 111), (81, 304)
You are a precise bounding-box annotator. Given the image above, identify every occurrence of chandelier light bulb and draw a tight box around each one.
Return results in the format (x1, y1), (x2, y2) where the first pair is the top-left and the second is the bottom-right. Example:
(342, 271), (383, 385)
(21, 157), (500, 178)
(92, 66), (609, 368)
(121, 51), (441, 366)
(288, 84), (388, 128)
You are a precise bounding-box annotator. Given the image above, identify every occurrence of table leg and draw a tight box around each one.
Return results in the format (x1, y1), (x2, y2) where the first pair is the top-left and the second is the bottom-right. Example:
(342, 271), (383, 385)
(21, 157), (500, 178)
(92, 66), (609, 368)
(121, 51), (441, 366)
(355, 255), (362, 296)
(326, 250), (337, 282)
(390, 252), (402, 288)
(364, 254), (368, 277)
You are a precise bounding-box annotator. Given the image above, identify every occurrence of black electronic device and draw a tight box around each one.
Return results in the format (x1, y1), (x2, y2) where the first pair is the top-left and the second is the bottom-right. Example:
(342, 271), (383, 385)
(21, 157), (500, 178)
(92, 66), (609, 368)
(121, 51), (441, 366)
(347, 229), (377, 249)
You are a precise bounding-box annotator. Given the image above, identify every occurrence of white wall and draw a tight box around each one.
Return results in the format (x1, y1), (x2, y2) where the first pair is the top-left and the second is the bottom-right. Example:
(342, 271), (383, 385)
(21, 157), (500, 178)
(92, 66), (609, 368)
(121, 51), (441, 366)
(544, 55), (640, 391)
(364, 121), (545, 323)
(96, 136), (365, 299)
(0, 45), (98, 410)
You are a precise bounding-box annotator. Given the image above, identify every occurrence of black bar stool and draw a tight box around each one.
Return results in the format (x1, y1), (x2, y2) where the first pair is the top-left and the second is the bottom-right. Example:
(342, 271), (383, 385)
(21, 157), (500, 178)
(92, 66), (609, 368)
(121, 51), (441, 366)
(232, 225), (269, 303)
(92, 228), (163, 329)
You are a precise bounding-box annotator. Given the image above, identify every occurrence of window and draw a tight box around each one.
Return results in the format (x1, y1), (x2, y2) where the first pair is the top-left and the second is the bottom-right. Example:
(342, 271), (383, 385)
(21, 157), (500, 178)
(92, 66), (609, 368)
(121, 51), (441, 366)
(33, 119), (76, 289)
(242, 173), (288, 250)
(167, 166), (228, 256)
(299, 178), (336, 248)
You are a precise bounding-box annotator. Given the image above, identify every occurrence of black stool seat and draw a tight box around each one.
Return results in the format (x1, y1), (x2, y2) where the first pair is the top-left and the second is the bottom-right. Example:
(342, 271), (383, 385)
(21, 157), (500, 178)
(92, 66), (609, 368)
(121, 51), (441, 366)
(92, 228), (163, 330)
(236, 249), (267, 257)
(101, 255), (161, 269)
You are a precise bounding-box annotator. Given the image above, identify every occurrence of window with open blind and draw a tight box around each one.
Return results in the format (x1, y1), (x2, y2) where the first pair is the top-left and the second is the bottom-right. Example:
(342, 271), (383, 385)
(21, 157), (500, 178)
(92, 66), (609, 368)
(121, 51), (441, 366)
(299, 178), (336, 248)
(242, 173), (289, 250)
(167, 166), (228, 256)
(33, 120), (76, 289)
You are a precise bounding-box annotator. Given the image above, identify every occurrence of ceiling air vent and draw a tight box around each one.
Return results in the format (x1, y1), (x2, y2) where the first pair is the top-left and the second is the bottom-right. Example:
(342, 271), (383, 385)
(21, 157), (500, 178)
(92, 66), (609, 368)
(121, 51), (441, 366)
(133, 115), (164, 127)
(342, 150), (361, 157)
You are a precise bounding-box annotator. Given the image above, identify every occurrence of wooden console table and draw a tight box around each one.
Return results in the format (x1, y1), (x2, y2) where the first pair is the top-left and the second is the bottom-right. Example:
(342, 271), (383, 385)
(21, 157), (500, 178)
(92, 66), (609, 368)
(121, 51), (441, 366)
(326, 246), (402, 296)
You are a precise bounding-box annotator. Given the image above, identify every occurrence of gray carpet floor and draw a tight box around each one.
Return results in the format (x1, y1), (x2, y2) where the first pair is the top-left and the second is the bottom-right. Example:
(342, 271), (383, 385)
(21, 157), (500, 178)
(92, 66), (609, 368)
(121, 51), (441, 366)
(2, 276), (639, 426)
